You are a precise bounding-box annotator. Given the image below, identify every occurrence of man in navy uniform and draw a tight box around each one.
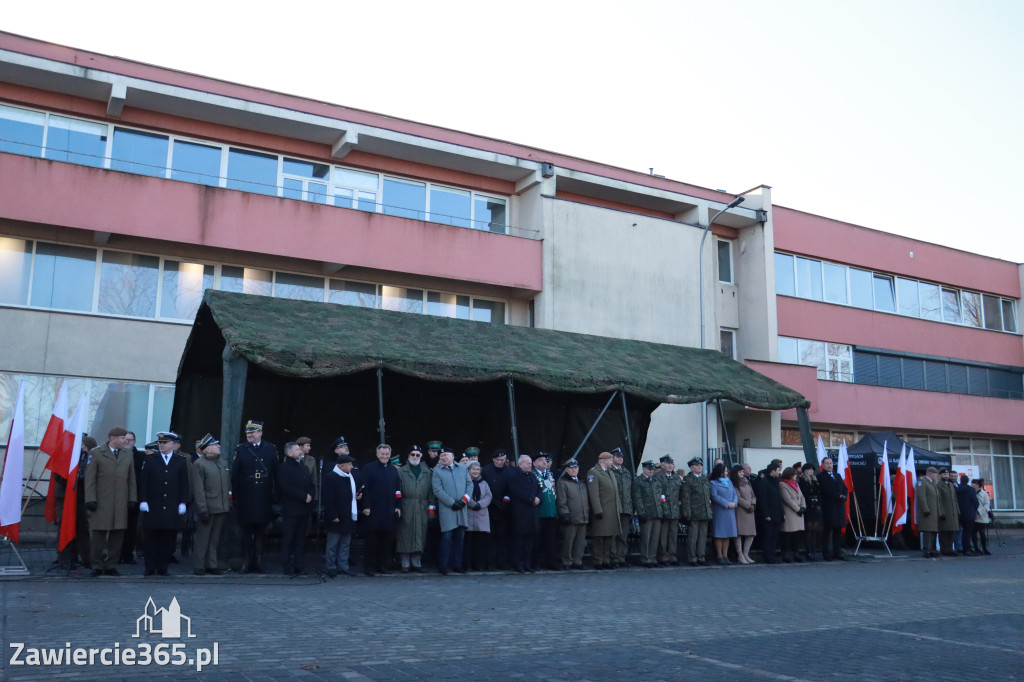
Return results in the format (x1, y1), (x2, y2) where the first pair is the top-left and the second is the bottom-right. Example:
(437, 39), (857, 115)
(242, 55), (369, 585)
(138, 431), (190, 576)
(231, 419), (279, 573)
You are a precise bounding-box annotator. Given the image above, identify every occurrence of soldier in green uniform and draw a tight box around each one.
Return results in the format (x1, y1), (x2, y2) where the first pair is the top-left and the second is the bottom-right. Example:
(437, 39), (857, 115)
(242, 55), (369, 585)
(656, 455), (683, 565)
(587, 451), (622, 569)
(936, 468), (960, 556)
(680, 457), (712, 565)
(915, 466), (940, 557)
(631, 461), (663, 567)
(609, 447), (635, 567)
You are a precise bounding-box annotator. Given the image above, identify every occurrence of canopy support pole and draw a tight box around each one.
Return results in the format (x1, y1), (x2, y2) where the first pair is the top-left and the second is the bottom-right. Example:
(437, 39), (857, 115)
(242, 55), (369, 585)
(221, 348), (248, 468)
(715, 399), (733, 467)
(376, 366), (386, 445)
(506, 378), (520, 461)
(620, 391), (635, 472)
(571, 390), (619, 462)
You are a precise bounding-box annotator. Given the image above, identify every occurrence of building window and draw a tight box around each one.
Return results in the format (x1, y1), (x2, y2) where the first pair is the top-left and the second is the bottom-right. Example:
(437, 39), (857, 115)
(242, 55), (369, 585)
(273, 272), (325, 302)
(0, 372), (174, 447)
(873, 274), (896, 313)
(382, 177), (427, 220)
(381, 286), (424, 314)
(475, 196), (507, 233)
(795, 257), (823, 301)
(170, 140), (222, 186)
(30, 242), (97, 312)
(221, 265), (273, 297)
(717, 240), (733, 284)
(429, 186), (472, 229)
(919, 282), (942, 321)
(427, 292), (471, 320)
(896, 277), (919, 317)
(823, 262), (847, 304)
(720, 329), (736, 359)
(941, 287), (962, 324)
(45, 115), (107, 167)
(0, 237), (31, 305)
(98, 252), (159, 318)
(111, 128), (169, 178)
(226, 148), (278, 196)
(778, 336), (853, 382)
(1002, 300), (1017, 333)
(0, 103), (45, 157)
(333, 168), (379, 211)
(328, 280), (377, 307)
(774, 253), (795, 297)
(853, 348), (1023, 399)
(471, 299), (505, 323)
(849, 268), (874, 309)
(161, 260), (214, 321)
(282, 157), (330, 204)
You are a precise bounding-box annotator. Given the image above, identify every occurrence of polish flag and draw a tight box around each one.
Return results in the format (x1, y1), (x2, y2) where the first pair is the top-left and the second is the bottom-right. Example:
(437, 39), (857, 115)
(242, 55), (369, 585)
(57, 394), (88, 551)
(892, 444), (908, 532)
(836, 440), (854, 533)
(41, 383), (71, 523)
(0, 381), (26, 542)
(906, 447), (918, 532)
(878, 442), (893, 523)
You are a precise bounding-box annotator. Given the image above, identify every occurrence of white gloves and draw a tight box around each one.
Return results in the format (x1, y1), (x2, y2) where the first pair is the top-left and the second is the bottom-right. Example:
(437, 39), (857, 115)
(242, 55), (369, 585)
(139, 502), (150, 512)
(178, 503), (187, 515)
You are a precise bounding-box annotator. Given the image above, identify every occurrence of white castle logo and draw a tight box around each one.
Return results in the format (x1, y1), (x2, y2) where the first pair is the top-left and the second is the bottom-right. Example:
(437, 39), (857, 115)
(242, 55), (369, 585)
(133, 597), (196, 639)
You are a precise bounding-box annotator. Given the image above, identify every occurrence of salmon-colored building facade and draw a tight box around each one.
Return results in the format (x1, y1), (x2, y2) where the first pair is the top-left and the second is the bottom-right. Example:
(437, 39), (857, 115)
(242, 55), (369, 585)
(0, 32), (1021, 515)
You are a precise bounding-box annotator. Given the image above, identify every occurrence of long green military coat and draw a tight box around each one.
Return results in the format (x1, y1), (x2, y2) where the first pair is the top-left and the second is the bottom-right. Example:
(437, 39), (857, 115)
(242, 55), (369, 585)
(396, 464), (434, 554)
(936, 479), (960, 532)
(660, 471), (683, 520)
(587, 465), (622, 537)
(915, 476), (939, 533)
(611, 465), (635, 515)
(84, 445), (137, 531)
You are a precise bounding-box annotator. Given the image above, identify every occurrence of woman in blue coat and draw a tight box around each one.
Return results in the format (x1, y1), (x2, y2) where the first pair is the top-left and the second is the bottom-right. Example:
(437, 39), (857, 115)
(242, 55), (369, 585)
(709, 462), (738, 565)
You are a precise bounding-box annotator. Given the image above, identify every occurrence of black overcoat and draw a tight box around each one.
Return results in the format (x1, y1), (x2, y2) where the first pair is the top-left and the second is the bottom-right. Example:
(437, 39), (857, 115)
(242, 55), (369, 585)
(277, 457), (315, 517)
(231, 441), (279, 525)
(359, 459), (402, 532)
(817, 470), (848, 529)
(322, 467), (359, 536)
(139, 453), (190, 530)
(506, 468), (541, 536)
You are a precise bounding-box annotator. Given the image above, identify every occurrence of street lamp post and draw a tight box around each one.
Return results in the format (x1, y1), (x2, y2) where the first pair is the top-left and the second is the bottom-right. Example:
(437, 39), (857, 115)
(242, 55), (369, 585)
(698, 195), (745, 464)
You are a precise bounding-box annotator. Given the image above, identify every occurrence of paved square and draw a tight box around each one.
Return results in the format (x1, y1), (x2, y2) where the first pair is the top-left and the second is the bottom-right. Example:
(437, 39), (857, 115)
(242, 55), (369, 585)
(1, 535), (1021, 681)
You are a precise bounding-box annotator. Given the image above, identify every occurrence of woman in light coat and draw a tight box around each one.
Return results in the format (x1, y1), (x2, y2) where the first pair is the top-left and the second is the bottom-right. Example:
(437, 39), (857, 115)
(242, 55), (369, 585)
(709, 463), (738, 565)
(972, 479), (992, 555)
(779, 467), (807, 563)
(730, 465), (757, 564)
(464, 462), (493, 571)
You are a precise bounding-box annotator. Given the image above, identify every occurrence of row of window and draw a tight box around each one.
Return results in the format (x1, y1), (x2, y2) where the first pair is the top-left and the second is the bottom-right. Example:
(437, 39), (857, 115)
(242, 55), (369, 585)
(0, 373), (173, 448)
(0, 103), (510, 233)
(0, 237), (507, 324)
(780, 429), (1024, 510)
(853, 350), (1023, 400)
(775, 252), (1019, 333)
(778, 337), (854, 382)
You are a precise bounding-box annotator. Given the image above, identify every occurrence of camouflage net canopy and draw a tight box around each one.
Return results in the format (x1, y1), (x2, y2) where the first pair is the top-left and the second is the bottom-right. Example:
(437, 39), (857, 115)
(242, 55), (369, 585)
(191, 290), (808, 410)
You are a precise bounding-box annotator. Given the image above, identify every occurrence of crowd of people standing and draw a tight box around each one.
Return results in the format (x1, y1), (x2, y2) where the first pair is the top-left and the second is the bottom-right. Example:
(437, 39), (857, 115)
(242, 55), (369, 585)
(54, 420), (998, 578)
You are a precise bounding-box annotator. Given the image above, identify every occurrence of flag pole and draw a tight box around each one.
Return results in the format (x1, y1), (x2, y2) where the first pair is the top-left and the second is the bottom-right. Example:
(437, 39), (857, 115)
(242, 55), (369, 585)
(20, 452), (46, 514)
(851, 486), (866, 536)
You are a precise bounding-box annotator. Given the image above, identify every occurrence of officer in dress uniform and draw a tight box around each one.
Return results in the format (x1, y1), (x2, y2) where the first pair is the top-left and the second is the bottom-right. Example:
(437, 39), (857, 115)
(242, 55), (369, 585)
(138, 431), (190, 576)
(231, 419), (279, 573)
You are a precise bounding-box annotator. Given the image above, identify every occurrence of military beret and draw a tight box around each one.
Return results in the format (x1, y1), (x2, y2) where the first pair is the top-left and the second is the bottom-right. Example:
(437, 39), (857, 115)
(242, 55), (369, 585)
(409, 444), (423, 454)
(642, 461), (657, 470)
(659, 454), (674, 464)
(610, 447), (624, 457)
(939, 467), (950, 474)
(244, 420), (263, 432)
(331, 436), (348, 449)
(492, 449), (509, 458)
(687, 457), (703, 467)
(156, 431), (181, 443)
(296, 436), (311, 446)
(335, 454), (355, 464)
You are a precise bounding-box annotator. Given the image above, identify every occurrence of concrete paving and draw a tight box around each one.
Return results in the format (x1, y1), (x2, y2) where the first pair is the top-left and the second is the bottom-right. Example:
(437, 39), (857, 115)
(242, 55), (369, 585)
(1, 532), (1022, 681)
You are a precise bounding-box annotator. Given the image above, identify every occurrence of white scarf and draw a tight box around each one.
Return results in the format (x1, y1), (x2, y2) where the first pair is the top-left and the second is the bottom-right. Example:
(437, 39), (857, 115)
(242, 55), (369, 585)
(334, 466), (358, 520)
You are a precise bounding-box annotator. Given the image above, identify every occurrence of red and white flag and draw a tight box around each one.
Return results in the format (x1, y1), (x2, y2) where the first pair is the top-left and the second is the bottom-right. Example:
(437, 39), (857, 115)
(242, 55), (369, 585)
(878, 442), (892, 522)
(836, 440), (854, 530)
(0, 381), (26, 542)
(58, 393), (88, 551)
(892, 444), (908, 532)
(41, 382), (71, 523)
(815, 435), (828, 469)
(906, 447), (918, 532)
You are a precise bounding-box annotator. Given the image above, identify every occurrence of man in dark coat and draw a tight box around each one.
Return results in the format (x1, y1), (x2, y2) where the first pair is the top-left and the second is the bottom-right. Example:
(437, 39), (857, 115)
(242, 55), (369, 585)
(506, 454), (541, 572)
(936, 468), (960, 556)
(481, 449), (514, 570)
(323, 452), (360, 576)
(276, 441), (316, 575)
(817, 456), (849, 561)
(755, 463), (784, 564)
(120, 431), (145, 565)
(138, 431), (190, 576)
(231, 419), (279, 573)
(955, 473), (980, 555)
(360, 443), (402, 575)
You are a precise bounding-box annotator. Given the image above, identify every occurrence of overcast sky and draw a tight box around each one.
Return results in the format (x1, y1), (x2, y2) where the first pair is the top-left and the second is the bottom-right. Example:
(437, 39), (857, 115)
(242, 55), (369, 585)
(5, 0), (1023, 262)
